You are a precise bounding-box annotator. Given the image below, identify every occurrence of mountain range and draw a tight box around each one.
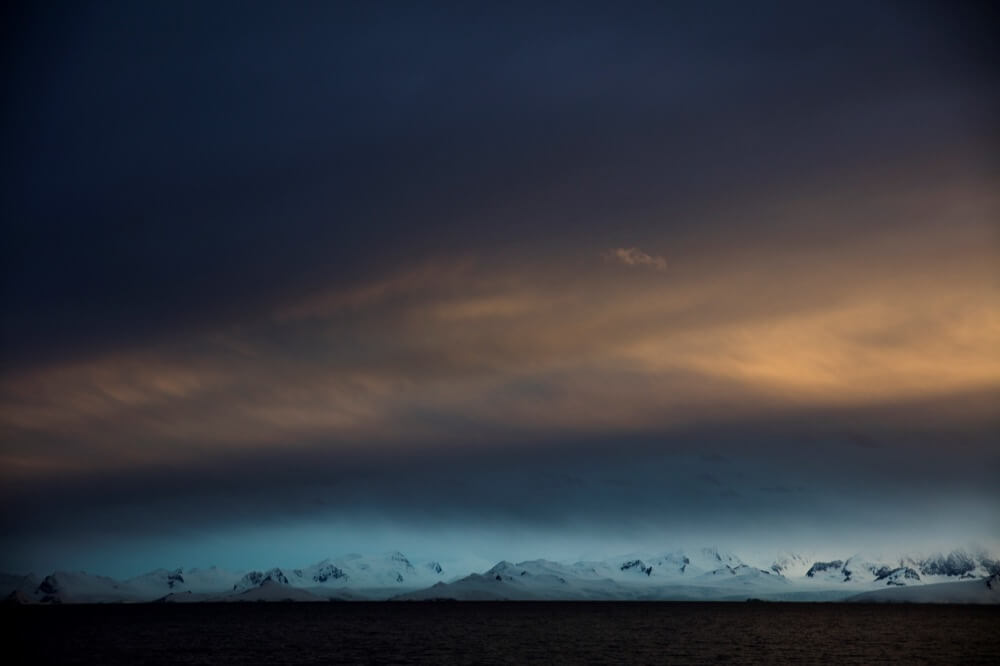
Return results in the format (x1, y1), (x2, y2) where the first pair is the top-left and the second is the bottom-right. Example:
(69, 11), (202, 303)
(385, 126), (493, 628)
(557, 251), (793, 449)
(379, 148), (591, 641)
(5, 547), (999, 604)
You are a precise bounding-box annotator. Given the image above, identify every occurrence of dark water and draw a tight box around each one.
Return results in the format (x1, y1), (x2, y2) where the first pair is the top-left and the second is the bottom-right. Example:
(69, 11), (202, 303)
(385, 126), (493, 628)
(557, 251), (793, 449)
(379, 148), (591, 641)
(5, 602), (999, 665)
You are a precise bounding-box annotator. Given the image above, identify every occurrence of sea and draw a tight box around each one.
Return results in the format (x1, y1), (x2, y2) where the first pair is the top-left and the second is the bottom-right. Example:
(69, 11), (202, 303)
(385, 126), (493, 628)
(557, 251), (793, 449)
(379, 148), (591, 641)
(5, 602), (999, 664)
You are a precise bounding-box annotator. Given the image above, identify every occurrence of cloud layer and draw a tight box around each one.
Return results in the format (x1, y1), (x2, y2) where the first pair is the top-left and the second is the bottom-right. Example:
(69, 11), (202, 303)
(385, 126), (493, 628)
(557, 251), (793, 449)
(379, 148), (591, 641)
(1, 0), (997, 574)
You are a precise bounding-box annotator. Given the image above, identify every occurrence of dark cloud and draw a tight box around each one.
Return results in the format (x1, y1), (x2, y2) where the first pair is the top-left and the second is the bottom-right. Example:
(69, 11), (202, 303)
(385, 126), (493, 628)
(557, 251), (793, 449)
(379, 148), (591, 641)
(3, 1), (997, 368)
(2, 395), (997, 547)
(1, 1), (998, 573)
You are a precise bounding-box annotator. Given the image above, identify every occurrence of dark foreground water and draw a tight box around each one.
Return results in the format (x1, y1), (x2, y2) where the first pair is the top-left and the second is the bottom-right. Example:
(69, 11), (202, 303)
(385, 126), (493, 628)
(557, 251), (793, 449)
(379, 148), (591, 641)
(5, 602), (999, 665)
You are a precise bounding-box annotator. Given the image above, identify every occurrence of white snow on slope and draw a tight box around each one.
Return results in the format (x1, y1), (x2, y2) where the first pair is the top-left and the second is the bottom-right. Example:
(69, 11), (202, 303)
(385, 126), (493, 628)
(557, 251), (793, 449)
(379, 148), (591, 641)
(847, 575), (1000, 604)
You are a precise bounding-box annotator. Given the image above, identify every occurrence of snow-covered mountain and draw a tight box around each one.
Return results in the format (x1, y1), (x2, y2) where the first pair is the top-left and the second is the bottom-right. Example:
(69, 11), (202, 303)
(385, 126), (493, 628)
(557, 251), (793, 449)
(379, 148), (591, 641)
(399, 547), (1000, 603)
(4, 547), (998, 604)
(227, 551), (448, 597)
(2, 551), (450, 604)
(847, 574), (1000, 603)
(397, 550), (790, 602)
(794, 548), (999, 588)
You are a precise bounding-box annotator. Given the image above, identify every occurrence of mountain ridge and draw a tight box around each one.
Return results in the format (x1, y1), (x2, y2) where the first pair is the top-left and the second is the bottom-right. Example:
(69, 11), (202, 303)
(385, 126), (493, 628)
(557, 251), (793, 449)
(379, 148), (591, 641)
(5, 547), (999, 604)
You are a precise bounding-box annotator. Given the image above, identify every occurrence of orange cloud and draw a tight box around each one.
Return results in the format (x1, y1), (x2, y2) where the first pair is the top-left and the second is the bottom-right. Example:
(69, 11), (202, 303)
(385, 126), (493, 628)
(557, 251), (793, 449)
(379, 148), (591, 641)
(1, 196), (997, 479)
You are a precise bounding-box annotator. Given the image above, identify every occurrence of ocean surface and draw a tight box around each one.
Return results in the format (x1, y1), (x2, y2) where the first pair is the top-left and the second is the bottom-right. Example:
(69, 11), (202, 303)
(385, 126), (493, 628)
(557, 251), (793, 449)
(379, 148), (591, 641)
(5, 602), (999, 664)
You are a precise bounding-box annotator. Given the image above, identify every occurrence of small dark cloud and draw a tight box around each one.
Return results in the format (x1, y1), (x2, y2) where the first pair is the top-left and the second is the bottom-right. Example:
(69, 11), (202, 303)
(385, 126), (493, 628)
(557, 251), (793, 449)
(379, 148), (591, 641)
(848, 432), (881, 449)
(605, 247), (667, 271)
(697, 473), (722, 486)
(559, 474), (586, 488)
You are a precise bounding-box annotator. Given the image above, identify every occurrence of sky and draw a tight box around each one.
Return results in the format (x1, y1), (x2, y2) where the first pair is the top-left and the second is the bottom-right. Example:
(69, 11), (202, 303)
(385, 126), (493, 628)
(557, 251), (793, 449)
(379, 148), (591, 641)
(1, 1), (998, 577)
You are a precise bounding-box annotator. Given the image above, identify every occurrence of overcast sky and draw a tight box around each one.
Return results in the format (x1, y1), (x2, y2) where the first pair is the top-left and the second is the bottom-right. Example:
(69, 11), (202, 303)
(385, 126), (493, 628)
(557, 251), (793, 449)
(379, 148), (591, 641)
(1, 1), (998, 577)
